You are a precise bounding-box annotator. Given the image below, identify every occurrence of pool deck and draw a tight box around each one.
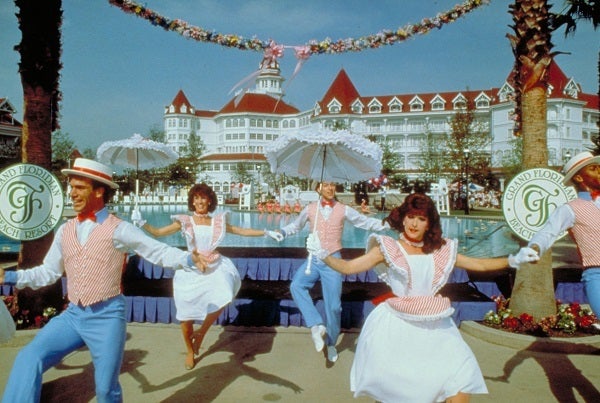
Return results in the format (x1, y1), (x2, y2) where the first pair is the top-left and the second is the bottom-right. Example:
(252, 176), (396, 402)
(1, 322), (599, 402)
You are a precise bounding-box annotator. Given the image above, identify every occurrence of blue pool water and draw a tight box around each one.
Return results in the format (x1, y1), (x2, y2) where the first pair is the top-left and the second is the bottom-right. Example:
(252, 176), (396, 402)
(0, 205), (519, 257)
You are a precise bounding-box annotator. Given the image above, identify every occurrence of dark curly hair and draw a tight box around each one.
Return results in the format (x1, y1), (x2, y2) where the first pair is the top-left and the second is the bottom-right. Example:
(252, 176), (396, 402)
(384, 193), (445, 253)
(187, 183), (218, 213)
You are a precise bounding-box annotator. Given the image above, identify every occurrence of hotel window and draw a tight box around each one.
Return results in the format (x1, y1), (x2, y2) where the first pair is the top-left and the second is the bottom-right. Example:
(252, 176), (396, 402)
(290, 121), (296, 128)
(369, 105), (381, 113)
(431, 101), (444, 111)
(250, 119), (257, 127)
(389, 102), (402, 112)
(266, 120), (272, 128)
(453, 101), (466, 110)
(476, 99), (489, 108)
(410, 103), (423, 112)
(283, 120), (289, 128)
(273, 120), (279, 128)
(257, 119), (264, 127)
(329, 105), (340, 114)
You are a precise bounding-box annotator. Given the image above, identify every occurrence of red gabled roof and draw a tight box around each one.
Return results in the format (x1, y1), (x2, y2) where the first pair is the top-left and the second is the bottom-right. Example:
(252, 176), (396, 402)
(219, 93), (299, 115)
(318, 69), (361, 114)
(195, 110), (218, 118)
(169, 89), (193, 112)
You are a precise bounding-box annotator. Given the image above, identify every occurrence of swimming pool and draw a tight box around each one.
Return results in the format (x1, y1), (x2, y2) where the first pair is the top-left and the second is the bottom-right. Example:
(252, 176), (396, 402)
(0, 205), (518, 257)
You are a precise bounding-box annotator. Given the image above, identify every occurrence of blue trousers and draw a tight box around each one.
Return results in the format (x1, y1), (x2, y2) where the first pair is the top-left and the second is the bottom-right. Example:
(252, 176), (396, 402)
(290, 252), (342, 346)
(2, 295), (127, 403)
(582, 267), (600, 316)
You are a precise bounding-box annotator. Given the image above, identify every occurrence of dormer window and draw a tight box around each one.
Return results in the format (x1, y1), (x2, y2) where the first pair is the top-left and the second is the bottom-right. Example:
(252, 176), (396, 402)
(475, 92), (491, 109)
(388, 97), (403, 112)
(498, 83), (514, 103)
(410, 103), (423, 112)
(367, 99), (382, 114)
(564, 79), (580, 98)
(327, 99), (342, 114)
(453, 94), (468, 110)
(409, 96), (424, 112)
(351, 99), (364, 114)
(181, 105), (188, 114)
(169, 105), (175, 113)
(476, 99), (489, 108)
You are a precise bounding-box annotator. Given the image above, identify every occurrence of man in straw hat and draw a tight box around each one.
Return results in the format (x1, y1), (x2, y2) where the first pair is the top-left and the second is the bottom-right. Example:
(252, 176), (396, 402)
(0, 158), (208, 402)
(518, 151), (600, 319)
(274, 181), (389, 363)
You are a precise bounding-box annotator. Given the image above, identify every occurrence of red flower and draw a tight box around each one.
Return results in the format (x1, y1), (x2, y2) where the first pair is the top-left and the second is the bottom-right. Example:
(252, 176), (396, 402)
(503, 317), (520, 330)
(569, 302), (581, 314)
(576, 316), (594, 328)
(519, 313), (534, 324)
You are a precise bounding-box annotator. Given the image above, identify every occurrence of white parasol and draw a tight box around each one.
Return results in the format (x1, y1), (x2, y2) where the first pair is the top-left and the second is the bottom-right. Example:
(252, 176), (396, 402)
(97, 133), (179, 210)
(265, 123), (383, 273)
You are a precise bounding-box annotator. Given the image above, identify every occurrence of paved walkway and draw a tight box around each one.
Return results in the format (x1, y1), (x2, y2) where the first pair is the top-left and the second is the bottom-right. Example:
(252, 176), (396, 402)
(1, 322), (599, 402)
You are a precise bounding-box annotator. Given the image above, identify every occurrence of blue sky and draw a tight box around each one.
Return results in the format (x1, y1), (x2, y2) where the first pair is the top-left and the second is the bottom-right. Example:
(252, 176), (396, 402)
(0, 1), (597, 152)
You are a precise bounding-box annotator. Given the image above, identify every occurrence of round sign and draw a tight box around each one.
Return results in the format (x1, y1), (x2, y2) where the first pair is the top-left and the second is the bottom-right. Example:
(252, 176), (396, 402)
(0, 163), (64, 240)
(502, 168), (577, 241)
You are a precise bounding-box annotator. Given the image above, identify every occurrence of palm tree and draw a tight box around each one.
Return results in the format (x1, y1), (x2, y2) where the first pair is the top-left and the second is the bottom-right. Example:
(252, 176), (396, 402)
(549, 0), (600, 34)
(14, 0), (64, 315)
(506, 0), (557, 319)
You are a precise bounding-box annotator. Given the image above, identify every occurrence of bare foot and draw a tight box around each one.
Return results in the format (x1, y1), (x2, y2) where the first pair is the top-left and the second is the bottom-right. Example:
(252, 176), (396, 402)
(184, 352), (195, 370)
(192, 332), (205, 355)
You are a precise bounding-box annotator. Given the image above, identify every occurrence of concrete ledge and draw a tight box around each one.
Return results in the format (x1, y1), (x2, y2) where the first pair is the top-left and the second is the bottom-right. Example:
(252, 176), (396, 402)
(460, 320), (600, 354)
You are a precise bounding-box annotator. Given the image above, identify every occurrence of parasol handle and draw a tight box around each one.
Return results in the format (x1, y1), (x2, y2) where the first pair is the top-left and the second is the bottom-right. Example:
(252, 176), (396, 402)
(305, 253), (313, 275)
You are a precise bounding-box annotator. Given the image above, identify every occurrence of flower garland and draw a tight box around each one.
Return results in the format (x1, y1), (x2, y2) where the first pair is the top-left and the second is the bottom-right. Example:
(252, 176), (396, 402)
(483, 296), (598, 337)
(108, 0), (490, 61)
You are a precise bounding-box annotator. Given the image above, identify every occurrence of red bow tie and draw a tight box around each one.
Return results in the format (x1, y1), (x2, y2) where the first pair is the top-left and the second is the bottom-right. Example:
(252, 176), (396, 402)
(321, 200), (335, 208)
(77, 212), (96, 222)
(591, 190), (600, 200)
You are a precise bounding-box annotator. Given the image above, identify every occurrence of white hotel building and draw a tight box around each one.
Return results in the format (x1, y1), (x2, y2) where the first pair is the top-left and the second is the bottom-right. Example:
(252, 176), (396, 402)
(163, 60), (598, 193)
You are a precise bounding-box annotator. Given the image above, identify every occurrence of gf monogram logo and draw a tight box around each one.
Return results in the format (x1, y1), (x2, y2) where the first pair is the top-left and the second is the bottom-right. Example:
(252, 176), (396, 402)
(7, 180), (45, 224)
(503, 168), (577, 241)
(522, 185), (560, 228)
(0, 164), (64, 241)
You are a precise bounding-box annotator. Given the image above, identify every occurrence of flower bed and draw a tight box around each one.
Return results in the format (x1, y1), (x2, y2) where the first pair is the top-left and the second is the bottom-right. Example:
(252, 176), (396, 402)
(483, 296), (598, 338)
(1, 295), (60, 330)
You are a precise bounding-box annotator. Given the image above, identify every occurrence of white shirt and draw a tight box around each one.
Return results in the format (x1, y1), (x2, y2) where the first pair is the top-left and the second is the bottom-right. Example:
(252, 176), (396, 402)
(280, 202), (389, 237)
(529, 192), (600, 255)
(8, 208), (195, 290)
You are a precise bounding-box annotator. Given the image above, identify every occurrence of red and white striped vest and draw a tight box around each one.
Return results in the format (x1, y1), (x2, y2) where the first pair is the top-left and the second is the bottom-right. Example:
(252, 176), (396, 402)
(307, 202), (345, 254)
(568, 199), (600, 268)
(172, 213), (225, 263)
(62, 214), (125, 306)
(370, 234), (457, 321)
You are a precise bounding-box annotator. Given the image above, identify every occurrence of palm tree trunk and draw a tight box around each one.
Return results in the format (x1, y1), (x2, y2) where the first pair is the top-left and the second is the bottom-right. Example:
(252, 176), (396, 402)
(15, 0), (64, 317)
(508, 0), (556, 320)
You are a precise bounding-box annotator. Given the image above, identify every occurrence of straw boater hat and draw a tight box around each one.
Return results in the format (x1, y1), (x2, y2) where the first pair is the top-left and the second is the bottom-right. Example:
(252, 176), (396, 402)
(562, 151), (600, 186)
(61, 158), (119, 189)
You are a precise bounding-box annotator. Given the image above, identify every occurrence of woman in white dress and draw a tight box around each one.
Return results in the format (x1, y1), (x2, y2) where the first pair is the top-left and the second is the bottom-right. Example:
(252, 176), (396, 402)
(140, 183), (282, 369)
(307, 193), (535, 402)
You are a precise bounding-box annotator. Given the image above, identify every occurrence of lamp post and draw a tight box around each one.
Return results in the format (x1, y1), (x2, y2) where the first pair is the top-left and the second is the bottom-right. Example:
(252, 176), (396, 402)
(463, 148), (470, 215)
(564, 150), (571, 164)
(257, 164), (262, 202)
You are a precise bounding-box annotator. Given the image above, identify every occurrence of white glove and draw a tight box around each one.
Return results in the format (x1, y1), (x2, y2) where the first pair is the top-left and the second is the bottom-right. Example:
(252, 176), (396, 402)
(133, 219), (146, 228)
(306, 233), (328, 260)
(508, 247), (540, 269)
(131, 208), (142, 221)
(131, 209), (146, 228)
(265, 229), (284, 242)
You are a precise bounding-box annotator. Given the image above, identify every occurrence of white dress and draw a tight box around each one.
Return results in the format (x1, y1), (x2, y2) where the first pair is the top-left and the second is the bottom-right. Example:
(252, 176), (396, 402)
(350, 234), (488, 402)
(171, 212), (241, 321)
